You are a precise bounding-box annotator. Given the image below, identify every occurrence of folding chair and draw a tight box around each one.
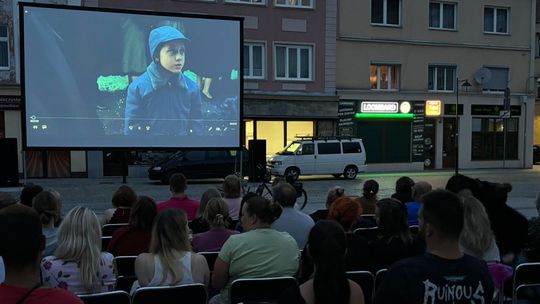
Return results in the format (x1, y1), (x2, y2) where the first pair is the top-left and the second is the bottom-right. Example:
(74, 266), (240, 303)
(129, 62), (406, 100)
(346, 271), (374, 304)
(229, 276), (298, 304)
(132, 284), (207, 304)
(409, 225), (419, 235)
(114, 256), (137, 293)
(353, 227), (379, 242)
(374, 268), (387, 293)
(199, 252), (219, 272)
(102, 223), (128, 236)
(101, 236), (112, 251)
(512, 262), (540, 304)
(78, 290), (130, 304)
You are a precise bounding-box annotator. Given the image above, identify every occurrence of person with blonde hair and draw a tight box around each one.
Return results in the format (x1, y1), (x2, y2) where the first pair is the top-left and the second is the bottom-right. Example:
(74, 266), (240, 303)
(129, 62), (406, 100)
(460, 194), (500, 262)
(133, 208), (209, 290)
(41, 207), (115, 294)
(32, 191), (61, 256)
(222, 175), (242, 220)
(192, 198), (239, 252)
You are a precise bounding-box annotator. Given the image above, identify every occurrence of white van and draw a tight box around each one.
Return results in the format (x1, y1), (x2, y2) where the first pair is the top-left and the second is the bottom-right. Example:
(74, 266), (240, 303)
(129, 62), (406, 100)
(267, 137), (367, 180)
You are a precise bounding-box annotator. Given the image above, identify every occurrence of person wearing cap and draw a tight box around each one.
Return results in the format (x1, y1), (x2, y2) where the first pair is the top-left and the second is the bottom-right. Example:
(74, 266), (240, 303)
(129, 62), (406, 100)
(124, 25), (202, 136)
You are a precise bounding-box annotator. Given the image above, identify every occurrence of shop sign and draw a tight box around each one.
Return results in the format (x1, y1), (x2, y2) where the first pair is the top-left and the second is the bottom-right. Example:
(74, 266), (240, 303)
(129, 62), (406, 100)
(412, 102), (425, 162)
(361, 101), (399, 113)
(471, 105), (521, 116)
(0, 96), (21, 110)
(425, 100), (441, 116)
(338, 101), (357, 136)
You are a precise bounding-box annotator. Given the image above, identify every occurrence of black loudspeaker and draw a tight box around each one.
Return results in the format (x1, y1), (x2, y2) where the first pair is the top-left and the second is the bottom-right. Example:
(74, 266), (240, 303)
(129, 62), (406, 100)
(248, 139), (266, 182)
(0, 138), (19, 187)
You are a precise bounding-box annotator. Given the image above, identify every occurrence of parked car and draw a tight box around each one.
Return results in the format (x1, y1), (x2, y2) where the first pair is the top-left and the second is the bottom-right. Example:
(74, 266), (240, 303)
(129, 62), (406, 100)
(534, 145), (540, 164)
(148, 149), (249, 183)
(267, 137), (367, 180)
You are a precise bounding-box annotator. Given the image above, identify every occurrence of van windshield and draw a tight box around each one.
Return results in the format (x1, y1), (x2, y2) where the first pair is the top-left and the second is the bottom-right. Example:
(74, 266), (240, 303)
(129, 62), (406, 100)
(279, 142), (301, 155)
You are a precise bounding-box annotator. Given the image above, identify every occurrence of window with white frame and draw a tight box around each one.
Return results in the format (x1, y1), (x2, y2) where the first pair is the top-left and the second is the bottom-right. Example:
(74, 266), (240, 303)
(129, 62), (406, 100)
(275, 45), (312, 80)
(484, 7), (509, 34)
(428, 65), (455, 91)
(225, 0), (264, 4)
(370, 64), (400, 90)
(371, 0), (401, 26)
(482, 67), (509, 93)
(429, 2), (456, 30)
(244, 43), (265, 79)
(0, 25), (8, 69)
(275, 0), (312, 8)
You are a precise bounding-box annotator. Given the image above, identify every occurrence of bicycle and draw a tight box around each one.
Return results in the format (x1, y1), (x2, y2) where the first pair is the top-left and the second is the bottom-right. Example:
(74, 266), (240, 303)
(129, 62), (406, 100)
(254, 166), (308, 210)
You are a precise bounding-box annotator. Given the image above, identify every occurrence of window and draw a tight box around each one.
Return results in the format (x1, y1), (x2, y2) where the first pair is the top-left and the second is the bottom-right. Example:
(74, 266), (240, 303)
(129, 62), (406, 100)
(317, 143), (341, 154)
(484, 7), (509, 34)
(342, 142), (362, 153)
(300, 143), (314, 155)
(207, 150), (228, 161)
(225, 0), (264, 4)
(0, 25), (8, 69)
(471, 118), (518, 160)
(244, 43), (265, 79)
(371, 0), (401, 26)
(275, 0), (312, 8)
(482, 67), (509, 93)
(184, 151), (205, 161)
(275, 45), (312, 80)
(428, 65), (455, 91)
(370, 64), (399, 90)
(429, 2), (456, 30)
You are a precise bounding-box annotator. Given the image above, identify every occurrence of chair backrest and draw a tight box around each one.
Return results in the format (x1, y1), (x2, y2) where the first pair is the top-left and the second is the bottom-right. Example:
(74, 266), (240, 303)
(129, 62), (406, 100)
(114, 256), (137, 277)
(132, 284), (207, 304)
(346, 271), (374, 304)
(199, 252), (219, 272)
(79, 290), (130, 304)
(230, 276), (298, 304)
(353, 227), (379, 241)
(512, 262), (540, 303)
(374, 268), (387, 293)
(101, 236), (112, 251)
(103, 223), (129, 236)
(409, 225), (419, 235)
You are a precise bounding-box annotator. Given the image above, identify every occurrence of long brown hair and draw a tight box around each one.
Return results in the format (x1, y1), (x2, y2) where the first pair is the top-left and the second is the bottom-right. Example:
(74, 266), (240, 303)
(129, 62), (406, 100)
(149, 209), (191, 285)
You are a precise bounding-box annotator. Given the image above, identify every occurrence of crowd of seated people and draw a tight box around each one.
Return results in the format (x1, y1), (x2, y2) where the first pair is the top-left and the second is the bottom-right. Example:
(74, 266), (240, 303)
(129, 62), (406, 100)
(2, 172), (540, 304)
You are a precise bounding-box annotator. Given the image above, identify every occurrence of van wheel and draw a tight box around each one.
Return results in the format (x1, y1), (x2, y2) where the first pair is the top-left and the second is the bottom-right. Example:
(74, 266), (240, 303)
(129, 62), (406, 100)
(332, 174), (342, 179)
(343, 166), (358, 180)
(285, 167), (300, 181)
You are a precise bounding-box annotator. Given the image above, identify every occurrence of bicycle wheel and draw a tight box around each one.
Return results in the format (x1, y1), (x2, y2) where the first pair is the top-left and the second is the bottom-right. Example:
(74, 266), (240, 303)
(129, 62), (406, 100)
(296, 189), (308, 210)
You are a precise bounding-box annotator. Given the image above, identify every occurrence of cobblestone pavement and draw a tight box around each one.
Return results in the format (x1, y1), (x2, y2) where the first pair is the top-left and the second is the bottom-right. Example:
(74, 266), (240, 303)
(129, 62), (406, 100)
(2, 167), (540, 219)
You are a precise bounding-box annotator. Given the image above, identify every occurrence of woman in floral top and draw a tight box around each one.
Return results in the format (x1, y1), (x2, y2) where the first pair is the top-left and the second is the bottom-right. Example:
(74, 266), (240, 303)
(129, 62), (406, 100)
(41, 206), (115, 294)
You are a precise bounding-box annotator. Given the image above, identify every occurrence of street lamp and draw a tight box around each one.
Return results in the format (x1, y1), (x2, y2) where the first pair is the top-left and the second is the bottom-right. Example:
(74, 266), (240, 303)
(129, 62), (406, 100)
(455, 77), (472, 176)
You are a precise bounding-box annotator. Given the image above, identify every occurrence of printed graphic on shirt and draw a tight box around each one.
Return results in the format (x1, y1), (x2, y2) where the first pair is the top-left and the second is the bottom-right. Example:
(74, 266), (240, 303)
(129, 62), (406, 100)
(422, 278), (485, 304)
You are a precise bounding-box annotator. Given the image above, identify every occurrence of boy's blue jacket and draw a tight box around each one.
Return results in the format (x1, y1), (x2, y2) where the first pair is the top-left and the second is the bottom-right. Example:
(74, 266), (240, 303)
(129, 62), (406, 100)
(124, 27), (202, 136)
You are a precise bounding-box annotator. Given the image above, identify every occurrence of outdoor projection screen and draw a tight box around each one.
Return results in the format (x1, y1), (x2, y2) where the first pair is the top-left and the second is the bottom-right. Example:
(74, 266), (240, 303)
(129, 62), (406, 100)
(20, 3), (242, 149)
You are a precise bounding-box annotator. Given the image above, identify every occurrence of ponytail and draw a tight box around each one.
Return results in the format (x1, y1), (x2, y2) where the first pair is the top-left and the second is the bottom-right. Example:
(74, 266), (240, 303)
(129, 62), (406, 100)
(205, 198), (230, 228)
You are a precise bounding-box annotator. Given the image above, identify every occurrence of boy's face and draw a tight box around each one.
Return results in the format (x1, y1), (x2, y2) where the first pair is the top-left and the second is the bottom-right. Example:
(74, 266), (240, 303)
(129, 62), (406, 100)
(157, 40), (185, 74)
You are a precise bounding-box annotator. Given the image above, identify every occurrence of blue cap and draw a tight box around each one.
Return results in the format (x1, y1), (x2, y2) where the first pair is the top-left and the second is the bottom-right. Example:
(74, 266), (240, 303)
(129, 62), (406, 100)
(149, 26), (189, 58)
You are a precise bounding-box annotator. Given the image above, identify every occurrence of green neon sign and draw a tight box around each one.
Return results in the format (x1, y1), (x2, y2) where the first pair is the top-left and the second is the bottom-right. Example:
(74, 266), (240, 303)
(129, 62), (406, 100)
(355, 113), (415, 119)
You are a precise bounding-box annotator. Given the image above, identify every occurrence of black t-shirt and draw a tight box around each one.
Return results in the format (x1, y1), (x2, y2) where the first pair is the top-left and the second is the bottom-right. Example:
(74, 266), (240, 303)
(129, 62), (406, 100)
(374, 253), (494, 304)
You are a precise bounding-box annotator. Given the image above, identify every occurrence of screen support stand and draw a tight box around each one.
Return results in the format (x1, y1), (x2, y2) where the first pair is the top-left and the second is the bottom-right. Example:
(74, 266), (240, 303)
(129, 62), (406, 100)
(22, 150), (27, 185)
(121, 151), (129, 184)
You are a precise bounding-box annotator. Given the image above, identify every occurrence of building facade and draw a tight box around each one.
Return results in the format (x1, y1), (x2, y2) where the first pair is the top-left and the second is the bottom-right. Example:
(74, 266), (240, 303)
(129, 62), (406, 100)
(338, 0), (536, 171)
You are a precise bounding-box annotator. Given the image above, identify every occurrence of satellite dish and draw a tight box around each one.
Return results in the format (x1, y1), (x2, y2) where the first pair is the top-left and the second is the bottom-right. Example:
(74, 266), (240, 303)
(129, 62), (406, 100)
(474, 68), (492, 85)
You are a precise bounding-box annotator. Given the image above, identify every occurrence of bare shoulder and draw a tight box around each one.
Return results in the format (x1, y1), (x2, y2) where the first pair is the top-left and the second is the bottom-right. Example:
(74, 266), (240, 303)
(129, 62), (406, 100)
(299, 279), (314, 304)
(348, 280), (365, 304)
(191, 253), (210, 270)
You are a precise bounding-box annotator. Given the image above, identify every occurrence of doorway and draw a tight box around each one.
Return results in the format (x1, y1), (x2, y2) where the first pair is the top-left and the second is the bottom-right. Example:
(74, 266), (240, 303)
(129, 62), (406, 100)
(442, 117), (457, 169)
(423, 118), (436, 169)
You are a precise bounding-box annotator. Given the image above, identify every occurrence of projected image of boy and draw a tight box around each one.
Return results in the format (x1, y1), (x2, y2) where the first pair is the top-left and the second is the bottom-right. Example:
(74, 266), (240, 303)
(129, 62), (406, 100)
(124, 26), (202, 136)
